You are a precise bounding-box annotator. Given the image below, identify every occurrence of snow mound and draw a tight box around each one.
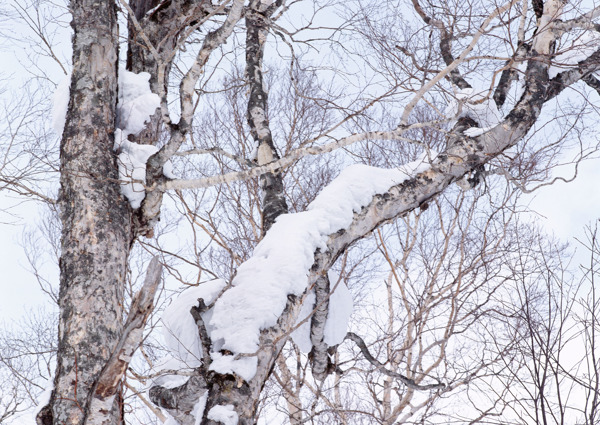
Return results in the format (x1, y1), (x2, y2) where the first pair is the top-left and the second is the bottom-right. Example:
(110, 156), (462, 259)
(153, 280), (227, 388)
(114, 69), (162, 208)
(117, 138), (159, 209)
(116, 69), (160, 139)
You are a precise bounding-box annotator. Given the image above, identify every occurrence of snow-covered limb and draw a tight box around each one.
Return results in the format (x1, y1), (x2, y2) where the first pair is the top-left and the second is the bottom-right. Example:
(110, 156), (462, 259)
(445, 87), (502, 128)
(207, 157), (431, 379)
(290, 270), (352, 354)
(549, 30), (600, 79)
(154, 279), (227, 388)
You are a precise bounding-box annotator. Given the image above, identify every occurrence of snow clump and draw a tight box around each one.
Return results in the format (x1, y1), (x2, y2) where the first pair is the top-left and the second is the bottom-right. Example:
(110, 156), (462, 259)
(114, 69), (162, 208)
(152, 279), (226, 389)
(207, 404), (239, 425)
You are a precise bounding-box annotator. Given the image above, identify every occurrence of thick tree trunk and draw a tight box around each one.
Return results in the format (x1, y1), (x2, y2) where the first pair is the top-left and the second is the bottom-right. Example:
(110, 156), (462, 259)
(40, 0), (133, 424)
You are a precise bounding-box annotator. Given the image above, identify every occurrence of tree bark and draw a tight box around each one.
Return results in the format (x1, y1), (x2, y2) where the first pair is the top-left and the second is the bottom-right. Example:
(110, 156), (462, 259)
(39, 0), (132, 424)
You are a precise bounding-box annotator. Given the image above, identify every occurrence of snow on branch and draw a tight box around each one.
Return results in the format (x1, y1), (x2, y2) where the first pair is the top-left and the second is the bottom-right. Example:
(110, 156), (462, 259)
(113, 69), (167, 209)
(154, 279), (227, 389)
(205, 156), (431, 380)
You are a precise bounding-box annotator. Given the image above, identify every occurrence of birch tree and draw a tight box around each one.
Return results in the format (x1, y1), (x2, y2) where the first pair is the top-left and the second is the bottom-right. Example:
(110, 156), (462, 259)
(3, 0), (600, 424)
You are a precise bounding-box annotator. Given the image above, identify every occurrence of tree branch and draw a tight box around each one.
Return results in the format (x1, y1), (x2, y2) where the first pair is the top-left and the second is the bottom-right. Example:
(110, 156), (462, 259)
(345, 332), (445, 391)
(93, 256), (163, 399)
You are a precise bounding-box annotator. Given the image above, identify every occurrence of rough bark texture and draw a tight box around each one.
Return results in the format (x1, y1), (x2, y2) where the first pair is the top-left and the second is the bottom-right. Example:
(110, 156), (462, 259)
(41, 0), (132, 424)
(150, 376), (209, 425)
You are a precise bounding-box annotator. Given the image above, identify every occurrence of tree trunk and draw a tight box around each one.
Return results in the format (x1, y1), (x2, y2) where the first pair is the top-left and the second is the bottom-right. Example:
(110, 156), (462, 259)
(245, 2), (288, 233)
(41, 0), (133, 423)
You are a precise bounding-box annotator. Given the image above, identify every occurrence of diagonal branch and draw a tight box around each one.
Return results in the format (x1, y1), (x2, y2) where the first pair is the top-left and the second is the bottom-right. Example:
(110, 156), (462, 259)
(400, 0), (519, 124)
(93, 256), (163, 399)
(345, 332), (445, 391)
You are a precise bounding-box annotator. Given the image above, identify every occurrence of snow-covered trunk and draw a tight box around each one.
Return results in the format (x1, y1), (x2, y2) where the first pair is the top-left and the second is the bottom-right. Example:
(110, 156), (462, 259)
(245, 3), (288, 233)
(39, 0), (133, 424)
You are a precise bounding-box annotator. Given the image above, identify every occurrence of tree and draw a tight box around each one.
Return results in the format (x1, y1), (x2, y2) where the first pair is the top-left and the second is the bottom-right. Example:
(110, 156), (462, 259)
(3, 0), (600, 424)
